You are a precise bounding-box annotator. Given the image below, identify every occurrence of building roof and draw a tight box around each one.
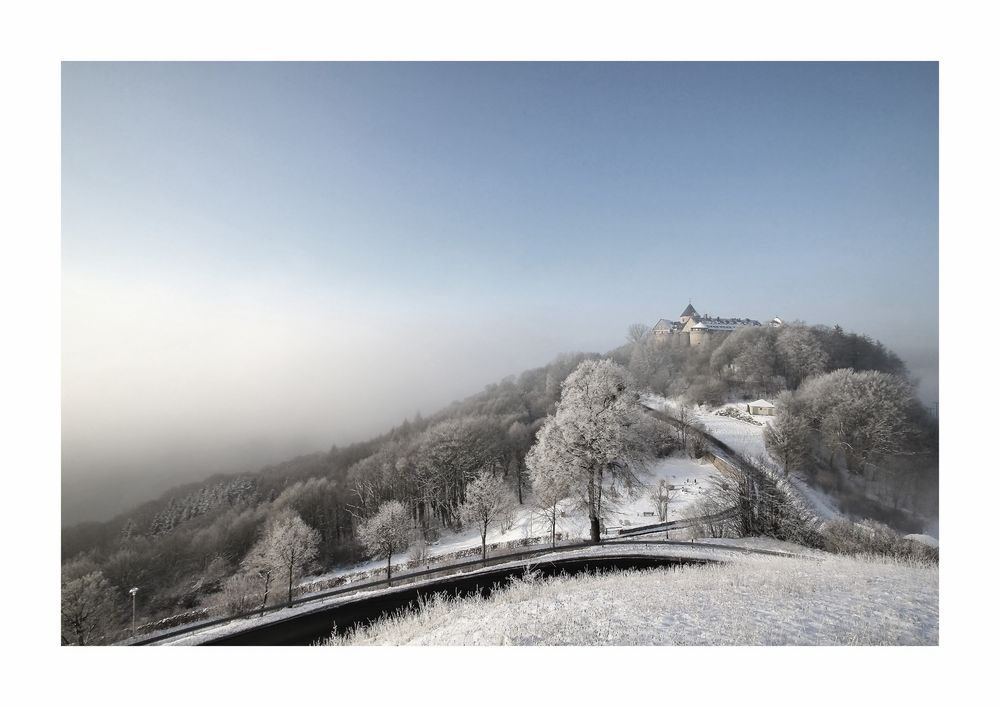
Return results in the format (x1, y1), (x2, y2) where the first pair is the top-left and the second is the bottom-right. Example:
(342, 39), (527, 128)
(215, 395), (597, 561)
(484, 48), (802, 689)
(690, 316), (762, 331)
(748, 399), (775, 408)
(652, 318), (675, 331)
(680, 303), (698, 318)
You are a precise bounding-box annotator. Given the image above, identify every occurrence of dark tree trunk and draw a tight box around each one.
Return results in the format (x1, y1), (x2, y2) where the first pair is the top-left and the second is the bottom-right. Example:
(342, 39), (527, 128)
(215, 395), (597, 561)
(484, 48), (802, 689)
(590, 517), (601, 544)
(259, 573), (271, 617)
(386, 552), (392, 585)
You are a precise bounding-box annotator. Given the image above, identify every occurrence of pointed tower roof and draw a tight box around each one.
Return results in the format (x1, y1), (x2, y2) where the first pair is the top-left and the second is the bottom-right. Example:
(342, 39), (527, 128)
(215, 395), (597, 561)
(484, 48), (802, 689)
(680, 303), (698, 318)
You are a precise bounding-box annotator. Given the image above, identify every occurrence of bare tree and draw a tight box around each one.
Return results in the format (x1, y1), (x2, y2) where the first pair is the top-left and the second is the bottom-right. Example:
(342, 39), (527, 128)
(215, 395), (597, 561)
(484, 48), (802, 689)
(627, 322), (651, 343)
(358, 500), (412, 584)
(242, 535), (278, 617)
(674, 401), (695, 449)
(650, 479), (672, 525)
(507, 420), (533, 504)
(460, 470), (515, 561)
(527, 458), (574, 548)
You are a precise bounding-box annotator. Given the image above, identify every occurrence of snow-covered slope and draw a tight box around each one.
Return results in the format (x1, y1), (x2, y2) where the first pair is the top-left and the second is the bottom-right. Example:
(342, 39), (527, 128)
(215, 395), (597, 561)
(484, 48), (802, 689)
(328, 553), (938, 646)
(644, 393), (843, 520)
(302, 453), (724, 586)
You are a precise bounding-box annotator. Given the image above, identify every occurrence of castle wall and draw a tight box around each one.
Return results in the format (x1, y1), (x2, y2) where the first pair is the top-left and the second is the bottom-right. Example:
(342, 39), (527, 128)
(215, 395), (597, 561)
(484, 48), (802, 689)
(652, 331), (691, 347)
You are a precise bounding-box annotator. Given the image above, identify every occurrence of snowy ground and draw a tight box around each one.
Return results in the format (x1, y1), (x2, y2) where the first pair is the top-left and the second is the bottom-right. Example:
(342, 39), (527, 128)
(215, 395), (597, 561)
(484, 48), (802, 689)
(644, 393), (844, 521)
(604, 455), (717, 530)
(326, 552), (938, 646)
(643, 393), (769, 458)
(150, 538), (819, 645)
(301, 454), (722, 587)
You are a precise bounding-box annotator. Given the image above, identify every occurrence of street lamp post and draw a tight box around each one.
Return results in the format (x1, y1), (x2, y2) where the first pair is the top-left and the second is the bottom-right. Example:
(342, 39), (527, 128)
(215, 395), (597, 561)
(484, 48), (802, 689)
(129, 587), (139, 639)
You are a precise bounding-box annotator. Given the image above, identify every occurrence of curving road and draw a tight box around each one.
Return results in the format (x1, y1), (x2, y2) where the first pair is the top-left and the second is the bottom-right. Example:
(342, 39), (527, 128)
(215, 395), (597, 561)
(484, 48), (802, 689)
(137, 537), (811, 646)
(133, 407), (799, 646)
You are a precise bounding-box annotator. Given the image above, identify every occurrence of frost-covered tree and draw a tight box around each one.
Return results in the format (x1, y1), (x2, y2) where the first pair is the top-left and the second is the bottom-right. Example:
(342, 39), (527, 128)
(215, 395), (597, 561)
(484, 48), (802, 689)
(413, 417), (499, 527)
(460, 470), (515, 561)
(527, 440), (575, 548)
(733, 337), (783, 394)
(238, 510), (320, 613)
(628, 336), (663, 389)
(775, 326), (829, 388)
(798, 369), (917, 474)
(358, 500), (412, 583)
(241, 534), (278, 616)
(526, 359), (653, 543)
(61, 570), (116, 645)
(268, 511), (321, 606)
(764, 391), (812, 474)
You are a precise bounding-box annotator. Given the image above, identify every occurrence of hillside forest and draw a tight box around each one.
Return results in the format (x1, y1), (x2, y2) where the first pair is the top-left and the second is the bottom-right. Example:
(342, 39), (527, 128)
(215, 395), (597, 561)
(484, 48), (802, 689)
(61, 322), (937, 644)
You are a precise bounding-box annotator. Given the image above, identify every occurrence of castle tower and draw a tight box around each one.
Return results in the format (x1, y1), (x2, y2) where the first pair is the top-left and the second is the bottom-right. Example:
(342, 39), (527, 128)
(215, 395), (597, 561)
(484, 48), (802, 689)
(679, 303), (698, 326)
(689, 321), (708, 346)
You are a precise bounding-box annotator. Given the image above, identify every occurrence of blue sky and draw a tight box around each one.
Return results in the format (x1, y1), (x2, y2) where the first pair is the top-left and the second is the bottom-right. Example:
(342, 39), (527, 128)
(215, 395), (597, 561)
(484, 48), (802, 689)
(64, 62), (938, 332)
(62, 62), (938, 521)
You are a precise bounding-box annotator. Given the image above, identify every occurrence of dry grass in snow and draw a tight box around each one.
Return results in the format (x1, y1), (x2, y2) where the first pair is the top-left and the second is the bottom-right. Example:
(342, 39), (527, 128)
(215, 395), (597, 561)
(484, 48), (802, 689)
(323, 553), (937, 646)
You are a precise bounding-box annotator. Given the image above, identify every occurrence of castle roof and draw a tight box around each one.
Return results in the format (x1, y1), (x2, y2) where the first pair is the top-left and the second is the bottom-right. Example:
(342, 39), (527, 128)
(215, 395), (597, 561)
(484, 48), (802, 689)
(680, 303), (698, 318)
(691, 316), (761, 331)
(652, 318), (675, 331)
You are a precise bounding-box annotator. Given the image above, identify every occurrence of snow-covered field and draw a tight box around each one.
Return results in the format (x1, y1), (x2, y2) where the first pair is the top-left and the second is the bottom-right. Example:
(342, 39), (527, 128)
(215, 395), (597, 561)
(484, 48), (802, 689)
(326, 552), (938, 646)
(605, 456), (717, 529)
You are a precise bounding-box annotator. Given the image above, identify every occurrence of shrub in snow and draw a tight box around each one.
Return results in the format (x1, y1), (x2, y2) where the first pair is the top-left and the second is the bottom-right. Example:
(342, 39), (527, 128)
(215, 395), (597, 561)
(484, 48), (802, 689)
(715, 406), (763, 426)
(820, 518), (938, 563)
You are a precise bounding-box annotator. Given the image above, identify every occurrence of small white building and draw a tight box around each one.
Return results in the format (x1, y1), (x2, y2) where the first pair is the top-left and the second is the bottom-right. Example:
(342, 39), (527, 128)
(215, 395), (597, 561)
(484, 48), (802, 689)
(746, 399), (775, 416)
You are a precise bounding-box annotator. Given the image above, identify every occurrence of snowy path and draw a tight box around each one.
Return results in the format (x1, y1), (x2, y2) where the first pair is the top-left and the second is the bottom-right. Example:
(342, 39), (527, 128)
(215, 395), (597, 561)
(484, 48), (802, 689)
(643, 393), (843, 521)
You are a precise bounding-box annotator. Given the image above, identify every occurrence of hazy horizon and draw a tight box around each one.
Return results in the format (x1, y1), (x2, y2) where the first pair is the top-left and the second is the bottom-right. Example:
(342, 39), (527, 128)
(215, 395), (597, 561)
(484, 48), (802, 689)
(62, 62), (938, 525)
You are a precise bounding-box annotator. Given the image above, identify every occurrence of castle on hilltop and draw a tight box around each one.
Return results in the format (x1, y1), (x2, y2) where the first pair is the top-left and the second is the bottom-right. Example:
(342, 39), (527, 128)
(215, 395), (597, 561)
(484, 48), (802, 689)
(652, 303), (781, 347)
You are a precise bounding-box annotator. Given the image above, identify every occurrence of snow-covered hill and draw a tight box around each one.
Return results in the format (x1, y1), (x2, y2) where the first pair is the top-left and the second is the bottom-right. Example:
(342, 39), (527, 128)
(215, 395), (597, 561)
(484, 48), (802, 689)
(327, 552), (939, 646)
